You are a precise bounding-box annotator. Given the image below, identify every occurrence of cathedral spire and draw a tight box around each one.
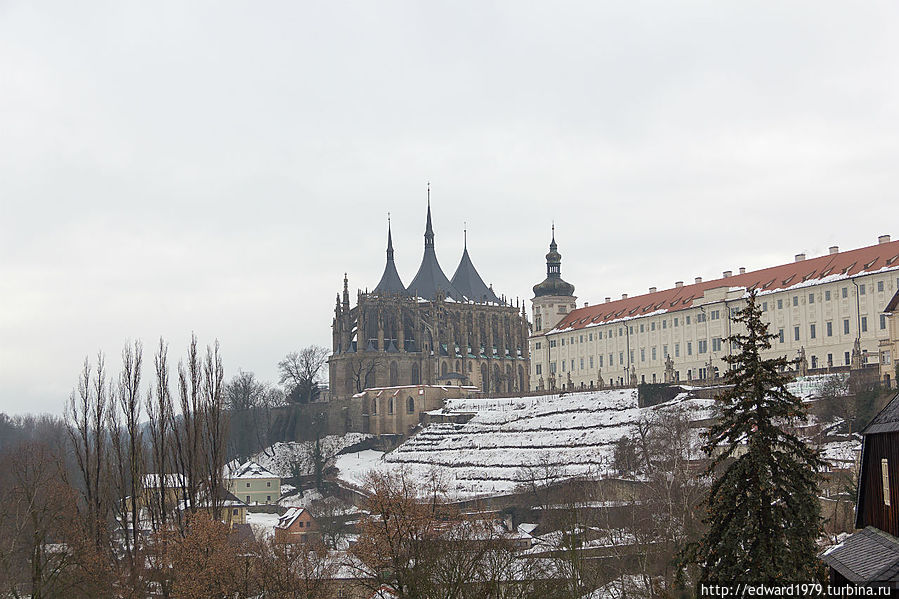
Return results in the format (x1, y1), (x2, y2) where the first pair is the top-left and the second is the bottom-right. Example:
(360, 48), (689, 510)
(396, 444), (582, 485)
(387, 213), (395, 260)
(407, 191), (462, 301)
(373, 218), (407, 296)
(424, 183), (434, 249)
(451, 226), (500, 304)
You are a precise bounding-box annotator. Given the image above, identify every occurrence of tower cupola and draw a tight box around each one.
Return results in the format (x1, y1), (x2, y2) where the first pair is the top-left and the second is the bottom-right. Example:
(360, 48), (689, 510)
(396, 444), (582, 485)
(533, 225), (575, 298)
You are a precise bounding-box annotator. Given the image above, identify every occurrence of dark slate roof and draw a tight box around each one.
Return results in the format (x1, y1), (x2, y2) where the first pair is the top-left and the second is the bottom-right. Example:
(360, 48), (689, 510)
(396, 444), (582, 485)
(451, 243), (500, 304)
(373, 223), (408, 296)
(821, 526), (899, 582)
(533, 233), (575, 298)
(861, 392), (899, 435)
(406, 203), (463, 301)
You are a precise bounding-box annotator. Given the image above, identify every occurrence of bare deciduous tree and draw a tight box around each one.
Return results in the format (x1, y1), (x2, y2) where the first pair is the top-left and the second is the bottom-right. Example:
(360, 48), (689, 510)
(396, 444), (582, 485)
(347, 355), (383, 394)
(278, 346), (329, 403)
(66, 354), (112, 551)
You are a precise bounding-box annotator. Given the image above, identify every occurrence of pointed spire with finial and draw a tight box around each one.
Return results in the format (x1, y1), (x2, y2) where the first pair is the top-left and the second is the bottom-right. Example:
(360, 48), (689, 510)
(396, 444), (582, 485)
(342, 273), (350, 309)
(424, 182), (434, 249)
(407, 186), (463, 300)
(533, 222), (575, 298)
(451, 224), (500, 303)
(386, 212), (394, 260)
(372, 216), (407, 296)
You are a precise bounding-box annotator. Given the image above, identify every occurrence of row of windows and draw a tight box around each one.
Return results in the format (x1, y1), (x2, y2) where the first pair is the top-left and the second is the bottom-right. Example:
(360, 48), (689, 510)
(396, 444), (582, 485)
(542, 346), (877, 380)
(547, 335), (735, 373)
(370, 397), (416, 415)
(760, 280), (898, 313)
(543, 288), (892, 355)
(774, 315), (885, 343)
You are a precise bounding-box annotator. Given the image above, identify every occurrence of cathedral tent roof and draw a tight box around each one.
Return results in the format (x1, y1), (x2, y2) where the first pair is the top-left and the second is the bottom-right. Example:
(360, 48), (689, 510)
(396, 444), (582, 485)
(406, 202), (463, 301)
(451, 239), (500, 303)
(373, 222), (408, 296)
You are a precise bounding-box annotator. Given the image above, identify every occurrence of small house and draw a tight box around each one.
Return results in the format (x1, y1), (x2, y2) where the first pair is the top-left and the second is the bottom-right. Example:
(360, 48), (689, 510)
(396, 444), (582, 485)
(274, 507), (318, 544)
(225, 460), (281, 505)
(822, 392), (899, 585)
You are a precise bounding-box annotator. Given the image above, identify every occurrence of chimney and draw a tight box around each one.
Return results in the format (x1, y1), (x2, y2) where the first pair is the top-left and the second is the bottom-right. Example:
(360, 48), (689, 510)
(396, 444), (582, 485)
(649, 287), (657, 293)
(584, 301), (589, 307)
(695, 277), (702, 284)
(675, 281), (683, 288)
(795, 253), (806, 262)
(879, 235), (891, 245)
(829, 245), (839, 255)
(723, 271), (732, 278)
(622, 293), (628, 300)
(739, 267), (746, 274)
(605, 297), (611, 303)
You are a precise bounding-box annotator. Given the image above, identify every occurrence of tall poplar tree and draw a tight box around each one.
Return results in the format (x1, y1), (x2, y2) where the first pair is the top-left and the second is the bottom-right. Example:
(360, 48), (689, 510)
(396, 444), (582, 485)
(690, 290), (823, 582)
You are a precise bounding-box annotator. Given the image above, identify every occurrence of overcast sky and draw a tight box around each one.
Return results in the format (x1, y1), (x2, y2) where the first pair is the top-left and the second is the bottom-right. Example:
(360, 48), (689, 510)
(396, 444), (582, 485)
(2, 2), (897, 415)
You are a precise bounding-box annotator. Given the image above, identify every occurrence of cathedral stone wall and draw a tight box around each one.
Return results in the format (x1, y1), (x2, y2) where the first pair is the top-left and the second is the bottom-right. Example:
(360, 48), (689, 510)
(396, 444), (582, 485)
(329, 292), (530, 399)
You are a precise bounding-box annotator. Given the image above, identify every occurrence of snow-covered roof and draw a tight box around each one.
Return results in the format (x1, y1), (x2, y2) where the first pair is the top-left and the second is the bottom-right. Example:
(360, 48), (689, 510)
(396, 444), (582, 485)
(275, 507), (311, 530)
(142, 473), (185, 489)
(227, 460), (279, 480)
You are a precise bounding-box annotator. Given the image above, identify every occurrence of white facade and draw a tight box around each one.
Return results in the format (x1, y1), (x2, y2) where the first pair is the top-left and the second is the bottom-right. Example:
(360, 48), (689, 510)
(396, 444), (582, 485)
(530, 236), (899, 390)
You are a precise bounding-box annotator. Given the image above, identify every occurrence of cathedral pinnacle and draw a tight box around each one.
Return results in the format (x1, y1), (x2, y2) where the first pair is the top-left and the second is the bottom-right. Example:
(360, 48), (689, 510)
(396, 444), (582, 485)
(424, 183), (435, 249)
(342, 273), (350, 308)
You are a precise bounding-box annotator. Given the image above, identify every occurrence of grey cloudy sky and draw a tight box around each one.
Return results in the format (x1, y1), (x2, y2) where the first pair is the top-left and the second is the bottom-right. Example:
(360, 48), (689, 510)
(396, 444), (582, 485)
(2, 2), (897, 415)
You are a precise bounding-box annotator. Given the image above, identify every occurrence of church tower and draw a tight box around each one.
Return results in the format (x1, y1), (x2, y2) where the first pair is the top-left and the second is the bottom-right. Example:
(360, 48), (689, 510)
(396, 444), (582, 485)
(531, 226), (576, 334)
(529, 227), (576, 391)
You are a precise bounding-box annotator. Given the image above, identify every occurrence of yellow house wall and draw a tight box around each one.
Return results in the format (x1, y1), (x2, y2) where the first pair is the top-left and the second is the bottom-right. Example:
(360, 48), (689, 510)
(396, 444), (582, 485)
(227, 477), (280, 505)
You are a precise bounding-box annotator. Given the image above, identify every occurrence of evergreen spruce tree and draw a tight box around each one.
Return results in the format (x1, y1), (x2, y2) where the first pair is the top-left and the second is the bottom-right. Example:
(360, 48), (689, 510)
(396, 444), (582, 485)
(691, 290), (823, 583)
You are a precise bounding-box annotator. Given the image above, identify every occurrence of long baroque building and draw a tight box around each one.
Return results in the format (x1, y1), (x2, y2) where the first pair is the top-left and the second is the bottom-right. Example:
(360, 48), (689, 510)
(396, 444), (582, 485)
(530, 234), (899, 391)
(329, 201), (530, 400)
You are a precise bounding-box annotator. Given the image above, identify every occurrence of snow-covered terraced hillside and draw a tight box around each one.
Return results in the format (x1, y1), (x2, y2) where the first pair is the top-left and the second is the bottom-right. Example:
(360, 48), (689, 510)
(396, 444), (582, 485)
(336, 389), (714, 500)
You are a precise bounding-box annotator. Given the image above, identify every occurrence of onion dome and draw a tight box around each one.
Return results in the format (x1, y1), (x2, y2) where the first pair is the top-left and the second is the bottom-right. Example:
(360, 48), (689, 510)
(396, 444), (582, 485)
(533, 226), (575, 298)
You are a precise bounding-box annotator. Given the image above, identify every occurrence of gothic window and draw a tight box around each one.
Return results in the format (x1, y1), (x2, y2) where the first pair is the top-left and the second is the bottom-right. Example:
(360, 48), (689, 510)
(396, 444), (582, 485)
(441, 362), (448, 377)
(389, 361), (398, 386)
(407, 397), (415, 413)
(388, 398), (394, 414)
(411, 363), (420, 385)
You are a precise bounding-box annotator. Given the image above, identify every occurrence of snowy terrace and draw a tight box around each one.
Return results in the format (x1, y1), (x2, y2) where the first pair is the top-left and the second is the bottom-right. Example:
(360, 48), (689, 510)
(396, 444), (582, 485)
(334, 377), (862, 501)
(335, 389), (715, 501)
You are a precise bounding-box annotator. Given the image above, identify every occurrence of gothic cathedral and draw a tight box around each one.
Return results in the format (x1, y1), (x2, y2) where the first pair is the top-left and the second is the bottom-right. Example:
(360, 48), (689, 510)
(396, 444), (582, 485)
(329, 202), (530, 399)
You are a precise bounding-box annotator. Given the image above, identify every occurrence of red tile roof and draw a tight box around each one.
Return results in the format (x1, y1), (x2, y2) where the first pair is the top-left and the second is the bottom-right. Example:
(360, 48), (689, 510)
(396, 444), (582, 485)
(549, 238), (899, 333)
